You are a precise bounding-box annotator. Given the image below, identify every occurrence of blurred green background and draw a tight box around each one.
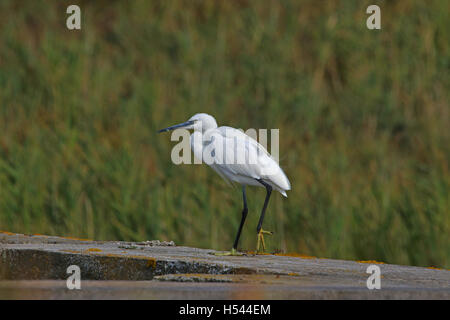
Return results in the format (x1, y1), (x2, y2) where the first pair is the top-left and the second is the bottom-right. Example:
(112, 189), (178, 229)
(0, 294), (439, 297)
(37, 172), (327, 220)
(0, 0), (448, 268)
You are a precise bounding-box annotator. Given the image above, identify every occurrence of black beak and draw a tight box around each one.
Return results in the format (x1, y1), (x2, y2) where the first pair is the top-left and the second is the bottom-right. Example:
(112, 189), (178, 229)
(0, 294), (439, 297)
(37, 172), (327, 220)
(158, 120), (195, 133)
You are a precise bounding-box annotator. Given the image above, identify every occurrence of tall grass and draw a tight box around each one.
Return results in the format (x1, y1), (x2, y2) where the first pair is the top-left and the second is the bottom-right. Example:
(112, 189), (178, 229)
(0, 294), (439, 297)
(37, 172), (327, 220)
(0, 0), (448, 268)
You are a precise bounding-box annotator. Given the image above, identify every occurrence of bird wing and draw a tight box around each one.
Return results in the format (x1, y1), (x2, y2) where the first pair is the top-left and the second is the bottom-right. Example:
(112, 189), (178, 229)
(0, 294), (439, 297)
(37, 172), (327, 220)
(216, 126), (271, 158)
(203, 127), (270, 180)
(191, 124), (291, 195)
(209, 162), (236, 187)
(204, 127), (260, 179)
(217, 127), (291, 193)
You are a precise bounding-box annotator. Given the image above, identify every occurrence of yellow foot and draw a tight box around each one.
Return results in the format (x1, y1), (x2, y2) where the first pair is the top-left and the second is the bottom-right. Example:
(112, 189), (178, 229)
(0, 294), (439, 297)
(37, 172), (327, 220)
(213, 248), (244, 256)
(256, 229), (273, 253)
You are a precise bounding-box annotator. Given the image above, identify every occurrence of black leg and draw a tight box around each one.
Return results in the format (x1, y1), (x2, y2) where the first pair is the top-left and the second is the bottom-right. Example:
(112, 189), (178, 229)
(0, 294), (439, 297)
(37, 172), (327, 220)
(233, 186), (248, 250)
(256, 179), (272, 233)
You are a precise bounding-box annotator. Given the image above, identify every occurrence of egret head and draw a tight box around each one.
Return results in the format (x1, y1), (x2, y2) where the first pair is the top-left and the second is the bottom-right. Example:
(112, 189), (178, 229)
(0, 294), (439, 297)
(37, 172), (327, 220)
(158, 113), (217, 133)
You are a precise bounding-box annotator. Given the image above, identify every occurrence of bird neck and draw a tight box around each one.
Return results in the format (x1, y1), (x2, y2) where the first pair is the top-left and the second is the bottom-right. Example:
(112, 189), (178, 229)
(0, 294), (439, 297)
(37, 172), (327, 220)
(190, 131), (204, 162)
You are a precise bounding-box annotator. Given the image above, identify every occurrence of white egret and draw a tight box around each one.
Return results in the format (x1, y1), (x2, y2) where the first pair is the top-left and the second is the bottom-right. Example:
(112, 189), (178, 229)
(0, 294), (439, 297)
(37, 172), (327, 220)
(158, 113), (291, 255)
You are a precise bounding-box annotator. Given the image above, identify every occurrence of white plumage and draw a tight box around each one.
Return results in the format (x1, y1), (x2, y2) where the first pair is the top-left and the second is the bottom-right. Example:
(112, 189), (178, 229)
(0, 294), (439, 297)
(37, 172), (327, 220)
(159, 113), (291, 254)
(188, 114), (291, 196)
